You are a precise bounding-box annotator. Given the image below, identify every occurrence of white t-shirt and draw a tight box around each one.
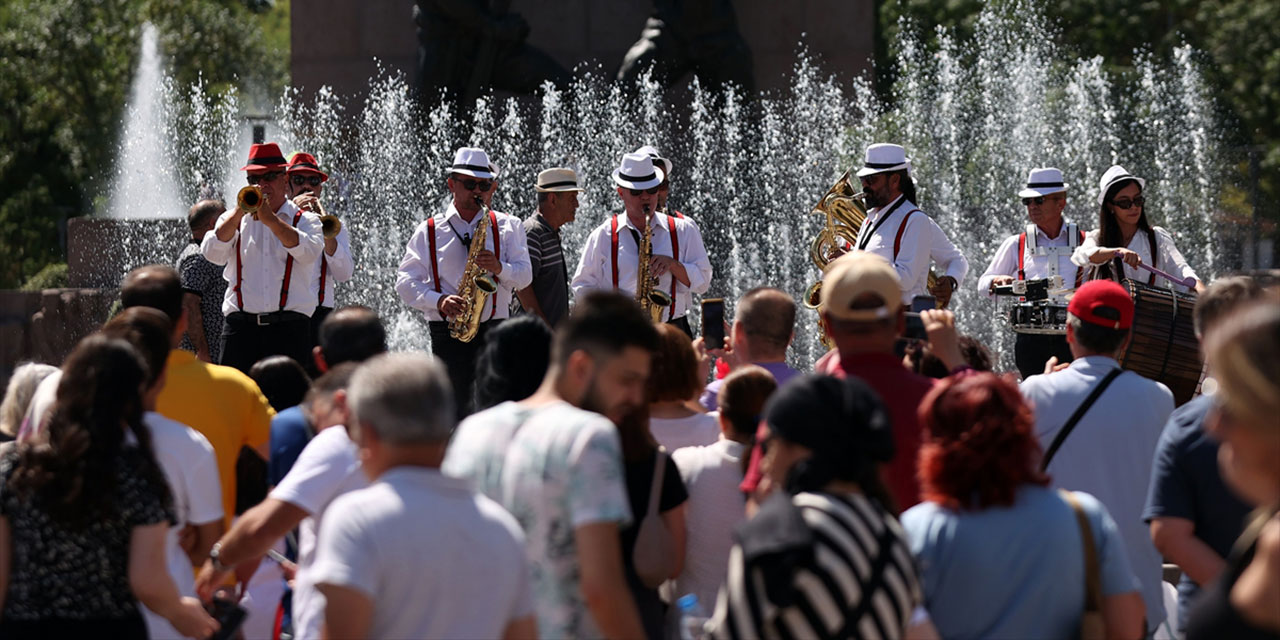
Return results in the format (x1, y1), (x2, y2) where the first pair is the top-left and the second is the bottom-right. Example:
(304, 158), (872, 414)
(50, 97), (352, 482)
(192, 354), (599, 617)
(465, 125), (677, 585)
(444, 400), (631, 639)
(311, 467), (534, 639)
(141, 411), (223, 640)
(671, 437), (747, 608)
(649, 412), (719, 452)
(268, 425), (368, 640)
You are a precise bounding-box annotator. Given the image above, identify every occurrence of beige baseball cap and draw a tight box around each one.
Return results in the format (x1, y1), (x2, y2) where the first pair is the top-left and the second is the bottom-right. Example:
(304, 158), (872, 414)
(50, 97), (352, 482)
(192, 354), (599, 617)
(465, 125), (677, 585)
(820, 252), (903, 321)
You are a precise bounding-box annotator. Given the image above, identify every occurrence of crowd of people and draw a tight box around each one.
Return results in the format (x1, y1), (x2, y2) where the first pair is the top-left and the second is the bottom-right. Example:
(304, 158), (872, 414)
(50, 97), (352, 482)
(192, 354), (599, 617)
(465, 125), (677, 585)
(0, 139), (1277, 640)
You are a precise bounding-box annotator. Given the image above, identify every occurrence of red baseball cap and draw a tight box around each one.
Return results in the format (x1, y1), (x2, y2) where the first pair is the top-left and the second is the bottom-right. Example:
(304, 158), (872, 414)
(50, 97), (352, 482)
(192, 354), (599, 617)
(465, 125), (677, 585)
(1068, 280), (1134, 330)
(240, 143), (288, 172)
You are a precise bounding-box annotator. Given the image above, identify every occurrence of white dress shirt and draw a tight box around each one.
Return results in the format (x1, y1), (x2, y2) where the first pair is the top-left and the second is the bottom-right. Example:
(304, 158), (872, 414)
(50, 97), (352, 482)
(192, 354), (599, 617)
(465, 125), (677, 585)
(853, 195), (969, 304)
(201, 200), (324, 316)
(396, 203), (533, 322)
(571, 211), (713, 320)
(312, 222), (354, 308)
(977, 221), (1084, 302)
(1020, 356), (1173, 627)
(1071, 226), (1199, 293)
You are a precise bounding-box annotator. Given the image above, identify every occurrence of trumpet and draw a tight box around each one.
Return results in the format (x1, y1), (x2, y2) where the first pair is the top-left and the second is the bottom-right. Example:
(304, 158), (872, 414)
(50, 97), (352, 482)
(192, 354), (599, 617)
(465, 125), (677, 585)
(295, 196), (341, 239)
(237, 185), (264, 219)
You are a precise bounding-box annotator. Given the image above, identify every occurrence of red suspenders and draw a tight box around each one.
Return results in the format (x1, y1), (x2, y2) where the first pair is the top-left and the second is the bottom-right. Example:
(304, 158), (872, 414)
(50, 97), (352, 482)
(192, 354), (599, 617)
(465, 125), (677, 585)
(428, 211), (501, 320)
(233, 209), (304, 312)
(892, 210), (919, 262)
(318, 257), (328, 305)
(611, 213), (681, 321)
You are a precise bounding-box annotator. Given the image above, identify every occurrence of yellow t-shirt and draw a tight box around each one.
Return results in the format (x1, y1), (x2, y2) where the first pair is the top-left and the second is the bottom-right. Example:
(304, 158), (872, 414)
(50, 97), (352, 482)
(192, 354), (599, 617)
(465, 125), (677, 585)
(156, 350), (275, 524)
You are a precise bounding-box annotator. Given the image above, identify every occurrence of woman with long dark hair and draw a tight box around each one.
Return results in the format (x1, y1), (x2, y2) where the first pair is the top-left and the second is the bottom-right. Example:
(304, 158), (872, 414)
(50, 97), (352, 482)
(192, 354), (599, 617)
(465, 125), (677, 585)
(901, 372), (1145, 639)
(0, 336), (217, 639)
(1072, 165), (1204, 293)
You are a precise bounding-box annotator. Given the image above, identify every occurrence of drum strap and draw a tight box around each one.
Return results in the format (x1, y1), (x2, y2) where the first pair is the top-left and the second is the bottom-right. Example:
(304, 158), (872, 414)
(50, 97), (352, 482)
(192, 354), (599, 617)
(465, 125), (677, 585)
(1019, 224), (1085, 286)
(1040, 368), (1124, 472)
(610, 215), (621, 288)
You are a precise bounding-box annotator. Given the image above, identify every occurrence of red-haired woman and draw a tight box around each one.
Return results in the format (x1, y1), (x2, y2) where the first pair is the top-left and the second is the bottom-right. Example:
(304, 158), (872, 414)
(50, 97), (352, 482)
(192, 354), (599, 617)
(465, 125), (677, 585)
(901, 373), (1146, 640)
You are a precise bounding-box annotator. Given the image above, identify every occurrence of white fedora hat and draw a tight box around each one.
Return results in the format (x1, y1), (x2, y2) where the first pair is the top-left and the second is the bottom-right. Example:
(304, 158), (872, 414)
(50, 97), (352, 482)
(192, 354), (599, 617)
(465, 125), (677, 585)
(1017, 167), (1068, 198)
(633, 145), (673, 177)
(1096, 165), (1146, 205)
(612, 153), (665, 190)
(446, 147), (497, 179)
(534, 168), (584, 192)
(855, 143), (912, 177)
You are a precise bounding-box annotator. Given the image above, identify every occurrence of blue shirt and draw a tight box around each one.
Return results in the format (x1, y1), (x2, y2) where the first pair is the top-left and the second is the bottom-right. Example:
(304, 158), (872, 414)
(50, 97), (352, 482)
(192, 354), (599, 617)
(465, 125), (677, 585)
(269, 406), (312, 487)
(902, 485), (1139, 640)
(699, 361), (800, 411)
(1142, 394), (1252, 633)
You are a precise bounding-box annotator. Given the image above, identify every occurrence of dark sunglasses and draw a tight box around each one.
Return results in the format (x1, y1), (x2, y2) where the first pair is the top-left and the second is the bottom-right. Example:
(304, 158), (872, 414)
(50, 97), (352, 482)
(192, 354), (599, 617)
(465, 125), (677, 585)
(628, 186), (660, 196)
(247, 171), (284, 185)
(1021, 194), (1063, 206)
(455, 177), (493, 191)
(1109, 196), (1145, 210)
(290, 175), (323, 187)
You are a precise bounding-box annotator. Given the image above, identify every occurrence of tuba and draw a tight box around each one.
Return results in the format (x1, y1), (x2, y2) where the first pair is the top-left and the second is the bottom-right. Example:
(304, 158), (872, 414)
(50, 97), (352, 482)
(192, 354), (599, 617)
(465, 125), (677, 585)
(237, 185), (264, 219)
(637, 205), (674, 323)
(448, 196), (499, 343)
(804, 171), (867, 312)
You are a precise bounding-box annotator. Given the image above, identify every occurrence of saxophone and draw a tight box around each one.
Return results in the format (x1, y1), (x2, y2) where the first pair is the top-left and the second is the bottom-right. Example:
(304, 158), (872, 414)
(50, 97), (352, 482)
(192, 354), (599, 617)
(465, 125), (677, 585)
(636, 205), (674, 323)
(448, 196), (499, 342)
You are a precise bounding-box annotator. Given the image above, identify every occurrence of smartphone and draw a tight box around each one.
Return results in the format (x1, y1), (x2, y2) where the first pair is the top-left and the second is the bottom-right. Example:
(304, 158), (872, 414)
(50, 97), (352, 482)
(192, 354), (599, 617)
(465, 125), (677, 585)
(701, 298), (726, 350)
(207, 597), (249, 640)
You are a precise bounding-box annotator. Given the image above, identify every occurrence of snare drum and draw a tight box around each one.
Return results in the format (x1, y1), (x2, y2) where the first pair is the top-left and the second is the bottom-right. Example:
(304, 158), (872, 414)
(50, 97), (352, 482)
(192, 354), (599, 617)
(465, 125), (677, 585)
(1010, 302), (1069, 335)
(1119, 279), (1202, 406)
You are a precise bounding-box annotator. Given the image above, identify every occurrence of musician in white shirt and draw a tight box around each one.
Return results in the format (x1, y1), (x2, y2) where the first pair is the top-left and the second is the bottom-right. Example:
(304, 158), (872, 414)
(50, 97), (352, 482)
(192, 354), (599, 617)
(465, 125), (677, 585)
(286, 152), (354, 351)
(852, 143), (968, 308)
(395, 147), (532, 417)
(571, 153), (712, 337)
(1072, 165), (1204, 294)
(977, 168), (1087, 378)
(202, 142), (324, 374)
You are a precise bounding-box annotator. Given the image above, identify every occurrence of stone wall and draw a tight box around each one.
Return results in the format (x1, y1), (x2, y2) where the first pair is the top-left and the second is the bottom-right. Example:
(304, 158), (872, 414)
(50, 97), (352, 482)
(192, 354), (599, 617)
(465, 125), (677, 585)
(0, 288), (117, 389)
(291, 0), (875, 103)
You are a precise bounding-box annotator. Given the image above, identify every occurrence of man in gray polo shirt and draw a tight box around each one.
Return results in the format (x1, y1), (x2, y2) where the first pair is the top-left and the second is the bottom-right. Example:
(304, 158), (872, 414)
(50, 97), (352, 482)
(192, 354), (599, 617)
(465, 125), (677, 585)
(515, 168), (581, 328)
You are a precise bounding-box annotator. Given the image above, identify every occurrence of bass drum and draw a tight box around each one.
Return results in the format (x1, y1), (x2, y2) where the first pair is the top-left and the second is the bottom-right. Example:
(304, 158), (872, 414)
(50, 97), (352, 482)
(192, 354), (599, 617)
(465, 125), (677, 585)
(1119, 279), (1202, 406)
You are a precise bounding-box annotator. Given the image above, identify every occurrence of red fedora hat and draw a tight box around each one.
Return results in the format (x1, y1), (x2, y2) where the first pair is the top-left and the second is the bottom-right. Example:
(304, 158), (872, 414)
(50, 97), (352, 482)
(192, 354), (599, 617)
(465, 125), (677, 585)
(241, 143), (288, 172)
(286, 152), (329, 182)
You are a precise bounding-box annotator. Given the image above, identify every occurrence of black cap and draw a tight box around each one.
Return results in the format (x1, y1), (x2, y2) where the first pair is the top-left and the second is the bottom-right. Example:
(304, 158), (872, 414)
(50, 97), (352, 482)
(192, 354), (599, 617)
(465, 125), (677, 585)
(764, 374), (894, 490)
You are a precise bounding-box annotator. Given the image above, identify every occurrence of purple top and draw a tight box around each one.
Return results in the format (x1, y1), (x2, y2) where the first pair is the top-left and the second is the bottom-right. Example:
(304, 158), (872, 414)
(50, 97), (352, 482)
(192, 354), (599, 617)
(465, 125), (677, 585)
(699, 361), (801, 411)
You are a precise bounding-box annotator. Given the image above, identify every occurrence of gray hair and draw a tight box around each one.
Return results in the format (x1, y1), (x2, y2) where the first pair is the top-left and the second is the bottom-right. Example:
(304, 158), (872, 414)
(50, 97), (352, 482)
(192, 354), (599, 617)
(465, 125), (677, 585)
(347, 353), (455, 445)
(1, 363), (58, 438)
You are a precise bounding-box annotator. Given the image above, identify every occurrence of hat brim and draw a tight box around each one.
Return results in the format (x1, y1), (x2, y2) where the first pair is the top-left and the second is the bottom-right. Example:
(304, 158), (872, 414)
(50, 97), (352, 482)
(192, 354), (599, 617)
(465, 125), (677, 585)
(534, 184), (584, 193)
(612, 166), (665, 190)
(652, 157), (673, 178)
(447, 167), (497, 180)
(242, 162), (288, 172)
(1018, 185), (1067, 198)
(855, 162), (911, 177)
(823, 305), (893, 322)
(1097, 176), (1145, 205)
(287, 167), (329, 182)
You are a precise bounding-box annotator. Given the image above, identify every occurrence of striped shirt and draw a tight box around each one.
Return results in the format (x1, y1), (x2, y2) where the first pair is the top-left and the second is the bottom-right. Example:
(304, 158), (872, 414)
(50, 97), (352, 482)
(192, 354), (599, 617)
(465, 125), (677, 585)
(520, 213), (569, 327)
(708, 491), (921, 640)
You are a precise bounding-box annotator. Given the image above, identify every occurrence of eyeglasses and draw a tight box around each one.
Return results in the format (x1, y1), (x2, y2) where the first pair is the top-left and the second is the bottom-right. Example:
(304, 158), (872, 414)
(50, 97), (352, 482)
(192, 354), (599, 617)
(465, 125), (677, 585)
(454, 178), (493, 191)
(1109, 196), (1145, 210)
(628, 186), (660, 196)
(247, 171), (284, 185)
(290, 175), (323, 187)
(1022, 195), (1063, 206)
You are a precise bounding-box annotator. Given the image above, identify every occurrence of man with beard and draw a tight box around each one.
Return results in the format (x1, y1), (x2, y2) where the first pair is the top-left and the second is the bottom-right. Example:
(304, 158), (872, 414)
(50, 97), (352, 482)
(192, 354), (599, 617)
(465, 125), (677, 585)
(443, 291), (655, 640)
(852, 143), (968, 309)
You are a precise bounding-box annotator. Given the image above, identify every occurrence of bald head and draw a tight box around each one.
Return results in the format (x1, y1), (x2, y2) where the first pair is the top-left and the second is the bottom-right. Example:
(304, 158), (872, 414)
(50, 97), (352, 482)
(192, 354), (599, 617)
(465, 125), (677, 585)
(735, 287), (796, 360)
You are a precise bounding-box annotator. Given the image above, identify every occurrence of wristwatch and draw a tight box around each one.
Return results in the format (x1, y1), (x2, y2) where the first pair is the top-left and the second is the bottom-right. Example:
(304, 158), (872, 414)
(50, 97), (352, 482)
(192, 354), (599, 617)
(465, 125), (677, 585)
(209, 541), (232, 572)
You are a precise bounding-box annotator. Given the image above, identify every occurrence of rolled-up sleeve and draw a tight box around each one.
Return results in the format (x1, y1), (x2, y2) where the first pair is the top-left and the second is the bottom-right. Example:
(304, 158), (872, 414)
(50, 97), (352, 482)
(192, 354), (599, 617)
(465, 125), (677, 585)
(326, 225), (355, 282)
(396, 221), (443, 314)
(201, 211), (238, 265)
(679, 222), (713, 295)
(498, 216), (533, 290)
(1156, 228), (1198, 284)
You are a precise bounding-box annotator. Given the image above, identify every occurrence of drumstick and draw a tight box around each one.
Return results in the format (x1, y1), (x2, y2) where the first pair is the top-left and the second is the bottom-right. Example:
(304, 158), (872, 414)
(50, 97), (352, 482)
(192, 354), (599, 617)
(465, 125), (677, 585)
(1137, 263), (1197, 289)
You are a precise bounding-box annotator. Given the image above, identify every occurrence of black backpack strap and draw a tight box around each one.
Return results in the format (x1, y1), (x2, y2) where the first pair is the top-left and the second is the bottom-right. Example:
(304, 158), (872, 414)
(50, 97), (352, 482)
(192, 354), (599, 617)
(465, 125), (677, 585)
(1040, 368), (1124, 472)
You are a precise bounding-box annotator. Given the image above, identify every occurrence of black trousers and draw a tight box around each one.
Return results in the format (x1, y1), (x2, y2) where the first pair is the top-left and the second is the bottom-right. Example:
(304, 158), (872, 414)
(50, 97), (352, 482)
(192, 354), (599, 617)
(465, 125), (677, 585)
(667, 315), (693, 340)
(220, 311), (313, 375)
(1015, 332), (1073, 379)
(429, 319), (502, 418)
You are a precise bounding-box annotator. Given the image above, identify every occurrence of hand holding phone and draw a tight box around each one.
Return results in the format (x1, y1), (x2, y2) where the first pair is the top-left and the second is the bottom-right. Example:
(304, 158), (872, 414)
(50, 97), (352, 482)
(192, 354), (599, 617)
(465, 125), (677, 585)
(701, 298), (726, 351)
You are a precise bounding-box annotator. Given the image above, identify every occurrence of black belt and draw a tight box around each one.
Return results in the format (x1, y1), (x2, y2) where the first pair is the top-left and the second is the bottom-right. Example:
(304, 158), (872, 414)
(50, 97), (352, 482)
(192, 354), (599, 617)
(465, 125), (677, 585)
(427, 319), (502, 328)
(229, 310), (308, 326)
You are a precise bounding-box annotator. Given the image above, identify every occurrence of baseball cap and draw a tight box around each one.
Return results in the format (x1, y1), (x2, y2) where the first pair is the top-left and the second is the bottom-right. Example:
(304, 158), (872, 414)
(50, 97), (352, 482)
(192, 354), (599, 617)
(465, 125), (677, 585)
(1068, 280), (1134, 330)
(820, 252), (903, 321)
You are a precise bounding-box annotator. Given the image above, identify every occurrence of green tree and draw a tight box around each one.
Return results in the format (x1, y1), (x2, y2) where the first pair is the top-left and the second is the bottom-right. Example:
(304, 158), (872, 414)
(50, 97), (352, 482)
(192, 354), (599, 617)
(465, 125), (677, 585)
(0, 0), (288, 288)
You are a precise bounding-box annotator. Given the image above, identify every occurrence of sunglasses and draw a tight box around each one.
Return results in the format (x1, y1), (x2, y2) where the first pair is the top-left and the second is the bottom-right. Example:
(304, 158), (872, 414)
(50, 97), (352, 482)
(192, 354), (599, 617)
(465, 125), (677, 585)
(455, 178), (493, 191)
(1109, 196), (1145, 210)
(1021, 195), (1063, 206)
(628, 186), (660, 196)
(290, 175), (323, 187)
(247, 171), (284, 185)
